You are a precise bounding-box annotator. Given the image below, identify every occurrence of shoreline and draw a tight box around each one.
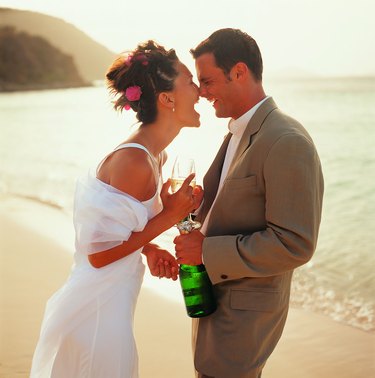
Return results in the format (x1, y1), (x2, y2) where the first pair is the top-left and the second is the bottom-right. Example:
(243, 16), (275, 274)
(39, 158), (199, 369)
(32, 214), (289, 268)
(1, 195), (374, 377)
(0, 81), (93, 93)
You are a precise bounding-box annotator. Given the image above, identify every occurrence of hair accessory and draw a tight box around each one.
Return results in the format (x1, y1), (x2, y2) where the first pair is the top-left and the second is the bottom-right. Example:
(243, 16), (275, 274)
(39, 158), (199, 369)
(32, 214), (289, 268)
(124, 53), (148, 67)
(125, 86), (142, 101)
(134, 53), (148, 66)
(124, 54), (133, 66)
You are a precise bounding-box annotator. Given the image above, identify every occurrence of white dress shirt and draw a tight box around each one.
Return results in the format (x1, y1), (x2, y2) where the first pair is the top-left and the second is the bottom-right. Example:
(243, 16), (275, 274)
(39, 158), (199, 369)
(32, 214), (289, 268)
(200, 97), (268, 235)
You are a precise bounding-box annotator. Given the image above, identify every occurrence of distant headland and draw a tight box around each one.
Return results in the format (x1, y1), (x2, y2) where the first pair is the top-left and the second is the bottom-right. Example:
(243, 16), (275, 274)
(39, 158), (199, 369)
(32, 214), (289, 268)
(0, 8), (116, 92)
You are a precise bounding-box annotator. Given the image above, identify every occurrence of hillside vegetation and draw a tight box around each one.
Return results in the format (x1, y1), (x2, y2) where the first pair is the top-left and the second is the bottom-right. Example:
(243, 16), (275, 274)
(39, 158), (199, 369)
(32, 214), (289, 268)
(0, 26), (87, 91)
(0, 8), (115, 84)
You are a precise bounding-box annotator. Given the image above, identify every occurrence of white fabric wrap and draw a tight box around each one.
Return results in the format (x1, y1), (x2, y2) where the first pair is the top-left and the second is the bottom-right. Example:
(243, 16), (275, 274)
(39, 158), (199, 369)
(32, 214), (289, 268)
(73, 173), (149, 255)
(30, 173), (150, 377)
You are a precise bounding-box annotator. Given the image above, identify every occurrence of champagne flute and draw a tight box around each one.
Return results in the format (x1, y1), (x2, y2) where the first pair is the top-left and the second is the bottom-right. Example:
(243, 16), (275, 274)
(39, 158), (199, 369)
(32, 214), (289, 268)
(170, 156), (201, 233)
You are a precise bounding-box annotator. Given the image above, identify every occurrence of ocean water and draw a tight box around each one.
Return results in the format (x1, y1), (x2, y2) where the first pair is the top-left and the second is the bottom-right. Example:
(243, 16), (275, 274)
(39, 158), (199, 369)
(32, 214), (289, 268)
(1, 77), (374, 332)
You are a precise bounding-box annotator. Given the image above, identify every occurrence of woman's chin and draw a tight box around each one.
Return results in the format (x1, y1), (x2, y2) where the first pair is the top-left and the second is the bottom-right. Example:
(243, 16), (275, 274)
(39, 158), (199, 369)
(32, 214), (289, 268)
(189, 113), (201, 127)
(192, 116), (201, 127)
(180, 111), (200, 128)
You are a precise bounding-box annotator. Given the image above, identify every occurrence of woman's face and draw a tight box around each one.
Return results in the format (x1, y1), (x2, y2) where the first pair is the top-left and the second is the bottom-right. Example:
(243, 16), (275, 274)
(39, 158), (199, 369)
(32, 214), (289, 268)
(172, 62), (200, 127)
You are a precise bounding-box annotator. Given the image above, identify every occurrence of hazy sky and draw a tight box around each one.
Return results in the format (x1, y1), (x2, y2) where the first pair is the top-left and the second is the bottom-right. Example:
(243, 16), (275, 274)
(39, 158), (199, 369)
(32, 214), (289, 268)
(1, 0), (374, 77)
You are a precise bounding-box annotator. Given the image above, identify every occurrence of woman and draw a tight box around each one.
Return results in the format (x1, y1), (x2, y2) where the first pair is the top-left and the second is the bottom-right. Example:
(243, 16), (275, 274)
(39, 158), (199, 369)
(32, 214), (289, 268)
(30, 40), (202, 377)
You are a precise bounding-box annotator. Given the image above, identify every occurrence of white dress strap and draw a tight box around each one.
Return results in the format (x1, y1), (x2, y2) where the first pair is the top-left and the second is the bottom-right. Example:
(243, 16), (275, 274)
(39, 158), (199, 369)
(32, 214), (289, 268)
(96, 143), (161, 182)
(113, 143), (153, 159)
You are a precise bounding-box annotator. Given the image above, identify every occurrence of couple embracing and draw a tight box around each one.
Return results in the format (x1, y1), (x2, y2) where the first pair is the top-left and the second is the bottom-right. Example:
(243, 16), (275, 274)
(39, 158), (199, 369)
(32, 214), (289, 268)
(30, 28), (324, 378)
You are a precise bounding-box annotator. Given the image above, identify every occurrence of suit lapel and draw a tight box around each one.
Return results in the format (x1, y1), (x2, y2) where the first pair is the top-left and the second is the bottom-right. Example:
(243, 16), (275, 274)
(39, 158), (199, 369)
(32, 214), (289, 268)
(227, 97), (278, 178)
(198, 98), (278, 223)
(198, 132), (232, 222)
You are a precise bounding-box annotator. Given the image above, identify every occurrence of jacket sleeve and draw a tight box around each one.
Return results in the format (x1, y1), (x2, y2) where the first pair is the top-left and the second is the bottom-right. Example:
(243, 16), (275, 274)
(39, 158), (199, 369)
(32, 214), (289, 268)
(203, 132), (324, 285)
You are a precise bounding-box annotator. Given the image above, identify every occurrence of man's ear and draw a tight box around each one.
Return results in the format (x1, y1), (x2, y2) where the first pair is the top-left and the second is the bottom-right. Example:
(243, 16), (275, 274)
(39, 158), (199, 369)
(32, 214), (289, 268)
(231, 62), (249, 81)
(158, 92), (175, 110)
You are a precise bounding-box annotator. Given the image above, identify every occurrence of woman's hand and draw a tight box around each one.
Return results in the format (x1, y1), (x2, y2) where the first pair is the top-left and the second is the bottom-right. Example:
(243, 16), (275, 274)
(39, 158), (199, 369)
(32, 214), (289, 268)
(142, 243), (179, 280)
(160, 173), (197, 224)
(192, 184), (204, 211)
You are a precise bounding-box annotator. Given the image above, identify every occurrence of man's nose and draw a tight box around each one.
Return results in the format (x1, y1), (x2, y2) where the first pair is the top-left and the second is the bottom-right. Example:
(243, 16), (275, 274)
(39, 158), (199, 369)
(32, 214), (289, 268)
(198, 86), (207, 98)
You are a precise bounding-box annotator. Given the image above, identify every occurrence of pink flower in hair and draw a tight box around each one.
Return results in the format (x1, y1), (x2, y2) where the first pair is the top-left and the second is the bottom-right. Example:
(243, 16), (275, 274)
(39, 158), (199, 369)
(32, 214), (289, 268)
(134, 53), (148, 66)
(125, 86), (142, 101)
(124, 54), (133, 66)
(124, 104), (131, 111)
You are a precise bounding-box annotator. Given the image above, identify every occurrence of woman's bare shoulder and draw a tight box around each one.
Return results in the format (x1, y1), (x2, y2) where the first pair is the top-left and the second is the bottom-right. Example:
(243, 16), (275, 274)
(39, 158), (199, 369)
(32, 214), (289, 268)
(101, 148), (156, 201)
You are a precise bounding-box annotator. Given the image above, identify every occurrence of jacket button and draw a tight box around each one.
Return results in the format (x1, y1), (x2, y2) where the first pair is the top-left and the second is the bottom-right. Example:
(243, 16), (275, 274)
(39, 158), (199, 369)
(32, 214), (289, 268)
(221, 274), (228, 279)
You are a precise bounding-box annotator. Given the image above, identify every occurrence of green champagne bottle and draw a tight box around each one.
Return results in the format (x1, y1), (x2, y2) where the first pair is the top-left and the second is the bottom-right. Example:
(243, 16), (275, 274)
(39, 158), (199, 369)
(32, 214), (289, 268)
(179, 263), (217, 318)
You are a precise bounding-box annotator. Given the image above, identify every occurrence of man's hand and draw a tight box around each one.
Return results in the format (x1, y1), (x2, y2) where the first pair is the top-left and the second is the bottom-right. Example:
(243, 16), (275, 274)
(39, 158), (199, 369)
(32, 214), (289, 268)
(174, 230), (205, 265)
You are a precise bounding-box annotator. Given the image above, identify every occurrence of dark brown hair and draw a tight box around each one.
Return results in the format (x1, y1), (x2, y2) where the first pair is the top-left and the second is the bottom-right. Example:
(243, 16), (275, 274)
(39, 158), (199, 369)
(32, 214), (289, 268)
(106, 40), (179, 124)
(190, 28), (263, 81)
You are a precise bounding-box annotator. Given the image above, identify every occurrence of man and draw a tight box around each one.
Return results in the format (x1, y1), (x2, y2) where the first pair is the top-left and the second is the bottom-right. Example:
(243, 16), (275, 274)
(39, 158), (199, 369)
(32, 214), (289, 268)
(174, 28), (324, 378)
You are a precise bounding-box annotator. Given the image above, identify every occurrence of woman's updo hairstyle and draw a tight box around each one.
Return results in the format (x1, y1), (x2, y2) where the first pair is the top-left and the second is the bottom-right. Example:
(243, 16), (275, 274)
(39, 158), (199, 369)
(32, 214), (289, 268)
(106, 40), (179, 124)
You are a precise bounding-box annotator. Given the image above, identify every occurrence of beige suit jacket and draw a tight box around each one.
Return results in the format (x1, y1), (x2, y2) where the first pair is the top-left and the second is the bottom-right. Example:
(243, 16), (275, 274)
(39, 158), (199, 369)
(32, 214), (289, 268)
(193, 97), (324, 378)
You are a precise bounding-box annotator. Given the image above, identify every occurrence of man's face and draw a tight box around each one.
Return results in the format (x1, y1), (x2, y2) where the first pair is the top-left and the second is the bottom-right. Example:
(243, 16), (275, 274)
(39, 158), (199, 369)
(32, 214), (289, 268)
(195, 53), (237, 119)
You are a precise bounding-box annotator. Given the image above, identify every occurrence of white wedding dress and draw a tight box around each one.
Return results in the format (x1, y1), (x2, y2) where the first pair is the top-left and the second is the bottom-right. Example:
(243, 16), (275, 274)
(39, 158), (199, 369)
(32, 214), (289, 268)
(30, 143), (164, 378)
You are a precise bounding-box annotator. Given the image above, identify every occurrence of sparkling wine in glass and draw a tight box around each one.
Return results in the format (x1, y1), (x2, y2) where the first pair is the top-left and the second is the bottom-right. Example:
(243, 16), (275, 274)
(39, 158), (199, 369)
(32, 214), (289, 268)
(170, 156), (201, 233)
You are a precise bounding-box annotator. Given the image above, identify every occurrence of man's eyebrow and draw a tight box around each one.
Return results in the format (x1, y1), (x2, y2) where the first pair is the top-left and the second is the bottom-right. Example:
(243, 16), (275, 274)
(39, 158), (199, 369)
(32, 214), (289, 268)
(198, 75), (209, 82)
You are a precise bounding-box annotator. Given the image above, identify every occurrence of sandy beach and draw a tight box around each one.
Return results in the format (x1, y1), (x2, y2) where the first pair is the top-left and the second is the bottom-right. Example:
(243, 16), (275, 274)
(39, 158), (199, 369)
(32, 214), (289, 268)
(0, 196), (374, 378)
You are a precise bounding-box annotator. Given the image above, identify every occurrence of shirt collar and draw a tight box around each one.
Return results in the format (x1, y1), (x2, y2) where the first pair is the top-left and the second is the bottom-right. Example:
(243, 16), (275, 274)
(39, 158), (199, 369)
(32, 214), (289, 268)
(228, 96), (269, 137)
